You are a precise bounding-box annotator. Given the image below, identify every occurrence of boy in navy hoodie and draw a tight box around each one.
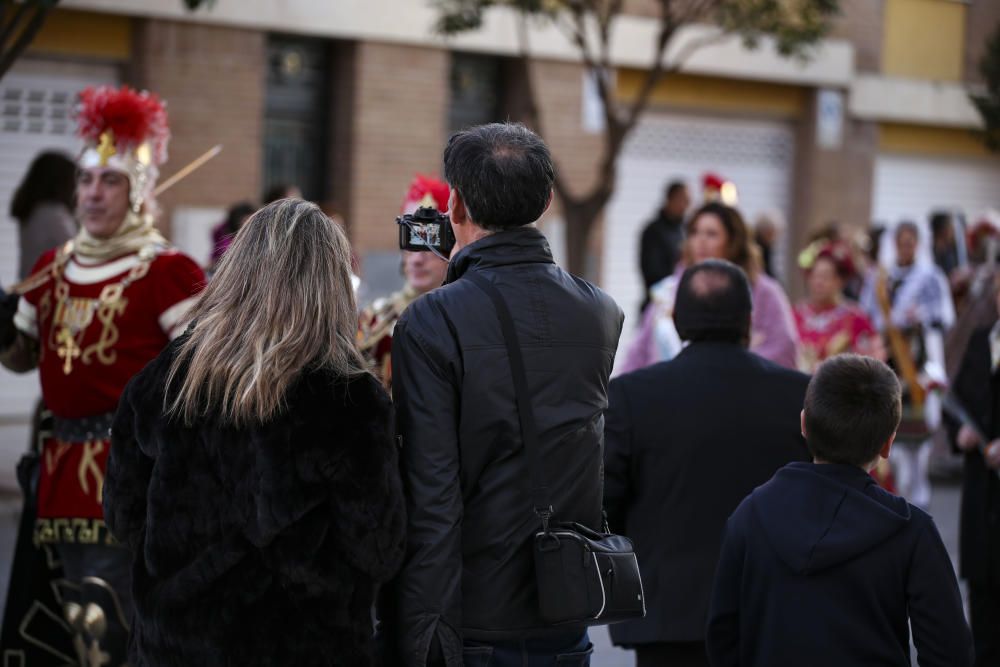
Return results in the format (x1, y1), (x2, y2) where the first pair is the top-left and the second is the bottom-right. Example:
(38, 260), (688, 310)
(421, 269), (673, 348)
(706, 354), (973, 667)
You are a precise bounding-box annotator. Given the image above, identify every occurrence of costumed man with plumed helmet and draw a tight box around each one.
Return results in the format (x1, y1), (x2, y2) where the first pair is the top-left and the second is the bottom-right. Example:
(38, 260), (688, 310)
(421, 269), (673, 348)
(358, 175), (450, 392)
(702, 171), (739, 207)
(0, 86), (205, 666)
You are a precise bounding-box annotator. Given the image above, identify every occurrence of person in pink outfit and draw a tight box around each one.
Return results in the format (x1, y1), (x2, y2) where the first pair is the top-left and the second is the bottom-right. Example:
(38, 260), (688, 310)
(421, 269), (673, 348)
(622, 202), (799, 372)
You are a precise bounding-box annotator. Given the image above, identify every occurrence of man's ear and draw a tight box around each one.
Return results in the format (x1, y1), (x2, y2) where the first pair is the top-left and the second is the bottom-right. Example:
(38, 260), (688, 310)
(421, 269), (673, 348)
(541, 188), (554, 217)
(449, 189), (468, 227)
(800, 410), (807, 439)
(879, 431), (896, 460)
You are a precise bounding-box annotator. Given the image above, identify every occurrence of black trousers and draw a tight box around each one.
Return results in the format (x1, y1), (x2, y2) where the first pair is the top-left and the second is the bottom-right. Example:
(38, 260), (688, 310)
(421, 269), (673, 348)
(635, 641), (709, 667)
(970, 583), (1000, 667)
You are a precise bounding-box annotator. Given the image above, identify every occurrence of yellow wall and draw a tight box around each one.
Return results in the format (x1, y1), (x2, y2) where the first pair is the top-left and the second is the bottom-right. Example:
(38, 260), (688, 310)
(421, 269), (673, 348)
(879, 122), (994, 158)
(26, 9), (131, 61)
(882, 0), (965, 81)
(616, 70), (806, 118)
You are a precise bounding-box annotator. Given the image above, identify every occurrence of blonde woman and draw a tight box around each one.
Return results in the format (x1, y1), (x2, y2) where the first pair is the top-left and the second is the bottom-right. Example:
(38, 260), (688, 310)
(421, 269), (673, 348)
(104, 199), (405, 666)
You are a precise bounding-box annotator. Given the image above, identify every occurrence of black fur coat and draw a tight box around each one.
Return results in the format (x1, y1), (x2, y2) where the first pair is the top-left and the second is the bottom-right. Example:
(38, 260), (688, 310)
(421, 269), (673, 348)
(104, 342), (406, 666)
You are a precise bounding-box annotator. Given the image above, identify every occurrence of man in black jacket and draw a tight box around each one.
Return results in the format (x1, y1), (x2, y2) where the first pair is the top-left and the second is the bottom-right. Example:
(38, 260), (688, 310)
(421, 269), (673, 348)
(604, 260), (809, 667)
(947, 289), (1000, 666)
(638, 180), (689, 312)
(389, 123), (624, 667)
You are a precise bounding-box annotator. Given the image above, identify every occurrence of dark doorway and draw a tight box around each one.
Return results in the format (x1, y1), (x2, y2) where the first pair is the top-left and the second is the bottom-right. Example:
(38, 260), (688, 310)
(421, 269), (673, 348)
(449, 52), (504, 134)
(264, 35), (330, 202)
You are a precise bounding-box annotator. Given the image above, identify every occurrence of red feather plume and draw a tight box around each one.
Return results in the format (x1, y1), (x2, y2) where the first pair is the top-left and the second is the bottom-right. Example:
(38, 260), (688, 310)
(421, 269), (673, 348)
(404, 174), (450, 212)
(76, 86), (169, 166)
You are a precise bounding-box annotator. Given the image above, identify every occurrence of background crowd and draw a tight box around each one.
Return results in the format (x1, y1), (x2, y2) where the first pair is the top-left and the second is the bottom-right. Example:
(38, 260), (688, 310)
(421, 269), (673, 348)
(0, 77), (997, 667)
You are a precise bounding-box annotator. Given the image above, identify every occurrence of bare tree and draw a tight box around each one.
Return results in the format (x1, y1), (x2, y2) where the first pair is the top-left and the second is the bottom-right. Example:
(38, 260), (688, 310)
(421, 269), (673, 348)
(436, 0), (840, 275)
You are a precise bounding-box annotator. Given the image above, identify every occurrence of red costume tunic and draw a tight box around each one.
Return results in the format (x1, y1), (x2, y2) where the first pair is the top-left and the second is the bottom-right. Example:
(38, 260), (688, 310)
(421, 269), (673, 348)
(793, 300), (880, 373)
(14, 246), (204, 545)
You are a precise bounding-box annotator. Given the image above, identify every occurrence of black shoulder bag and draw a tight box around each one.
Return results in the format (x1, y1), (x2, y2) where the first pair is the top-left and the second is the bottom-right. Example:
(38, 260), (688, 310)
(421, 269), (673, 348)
(464, 272), (646, 627)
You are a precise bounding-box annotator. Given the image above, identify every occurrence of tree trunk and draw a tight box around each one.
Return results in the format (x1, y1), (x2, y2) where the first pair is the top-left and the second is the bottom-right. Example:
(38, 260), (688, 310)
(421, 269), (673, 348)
(0, 3), (56, 82)
(561, 195), (609, 280)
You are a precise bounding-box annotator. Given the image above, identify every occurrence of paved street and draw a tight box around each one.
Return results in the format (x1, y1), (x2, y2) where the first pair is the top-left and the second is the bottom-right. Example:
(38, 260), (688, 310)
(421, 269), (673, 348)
(0, 479), (965, 665)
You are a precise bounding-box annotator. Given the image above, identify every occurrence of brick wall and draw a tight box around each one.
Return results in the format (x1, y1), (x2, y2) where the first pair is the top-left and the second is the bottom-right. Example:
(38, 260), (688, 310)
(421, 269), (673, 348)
(131, 19), (265, 235)
(532, 60), (604, 204)
(829, 0), (885, 74)
(348, 42), (449, 254)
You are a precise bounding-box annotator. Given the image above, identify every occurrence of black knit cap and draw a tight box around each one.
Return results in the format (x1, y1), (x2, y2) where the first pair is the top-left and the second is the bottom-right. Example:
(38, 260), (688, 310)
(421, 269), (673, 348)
(673, 259), (752, 343)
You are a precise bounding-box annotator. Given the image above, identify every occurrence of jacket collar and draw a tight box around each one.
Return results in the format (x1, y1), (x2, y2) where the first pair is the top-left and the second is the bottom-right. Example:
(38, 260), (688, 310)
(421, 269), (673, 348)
(786, 461), (875, 492)
(445, 225), (555, 284)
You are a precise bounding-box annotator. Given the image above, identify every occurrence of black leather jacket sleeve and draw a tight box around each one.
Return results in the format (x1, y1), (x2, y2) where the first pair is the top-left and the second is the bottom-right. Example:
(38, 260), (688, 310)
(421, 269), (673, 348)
(603, 378), (634, 534)
(390, 311), (465, 667)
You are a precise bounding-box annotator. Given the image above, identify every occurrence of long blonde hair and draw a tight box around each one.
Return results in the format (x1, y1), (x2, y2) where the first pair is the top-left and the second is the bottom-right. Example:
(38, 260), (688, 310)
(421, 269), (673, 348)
(166, 198), (366, 426)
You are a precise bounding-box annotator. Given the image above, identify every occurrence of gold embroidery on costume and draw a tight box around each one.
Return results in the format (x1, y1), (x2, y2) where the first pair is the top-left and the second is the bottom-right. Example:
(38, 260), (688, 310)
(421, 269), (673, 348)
(77, 441), (106, 504)
(57, 327), (82, 375)
(34, 519), (113, 546)
(43, 246), (155, 374)
(54, 519), (73, 543)
(74, 519), (100, 545)
(81, 298), (126, 367)
(45, 442), (73, 475)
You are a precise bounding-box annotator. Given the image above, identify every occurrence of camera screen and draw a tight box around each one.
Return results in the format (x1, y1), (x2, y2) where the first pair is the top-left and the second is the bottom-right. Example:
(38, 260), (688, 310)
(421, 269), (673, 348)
(408, 223), (442, 248)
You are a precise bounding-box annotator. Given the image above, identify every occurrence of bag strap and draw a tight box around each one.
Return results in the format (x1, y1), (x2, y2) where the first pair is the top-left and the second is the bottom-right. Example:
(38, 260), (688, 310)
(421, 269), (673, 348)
(464, 271), (553, 529)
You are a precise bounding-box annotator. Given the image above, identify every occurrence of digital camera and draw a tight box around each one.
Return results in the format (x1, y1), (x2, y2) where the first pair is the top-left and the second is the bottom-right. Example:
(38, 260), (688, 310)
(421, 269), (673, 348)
(396, 206), (455, 256)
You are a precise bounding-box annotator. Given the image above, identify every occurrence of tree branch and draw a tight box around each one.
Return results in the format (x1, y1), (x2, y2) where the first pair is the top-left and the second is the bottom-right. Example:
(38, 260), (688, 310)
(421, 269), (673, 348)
(514, 9), (544, 134)
(0, 2), (31, 51)
(665, 26), (728, 73)
(513, 6), (575, 205)
(621, 4), (676, 135)
(0, 5), (51, 81)
(674, 0), (719, 26)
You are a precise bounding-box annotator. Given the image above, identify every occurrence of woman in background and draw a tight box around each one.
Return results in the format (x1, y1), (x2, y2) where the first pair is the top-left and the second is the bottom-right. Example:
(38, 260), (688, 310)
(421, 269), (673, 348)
(209, 200), (255, 271)
(104, 199), (405, 666)
(622, 202), (799, 372)
(9, 151), (77, 279)
(794, 240), (884, 373)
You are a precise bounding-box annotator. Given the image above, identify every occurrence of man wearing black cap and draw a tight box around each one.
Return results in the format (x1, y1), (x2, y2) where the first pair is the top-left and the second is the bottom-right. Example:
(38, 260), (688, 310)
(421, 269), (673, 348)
(603, 259), (810, 667)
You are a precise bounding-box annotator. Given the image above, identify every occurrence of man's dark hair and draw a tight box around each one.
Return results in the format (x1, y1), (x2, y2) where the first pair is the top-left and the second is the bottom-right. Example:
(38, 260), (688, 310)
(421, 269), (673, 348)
(673, 259), (752, 344)
(223, 201), (257, 235)
(804, 355), (901, 466)
(929, 211), (952, 239)
(665, 180), (686, 201)
(263, 183), (297, 205)
(10, 151), (76, 223)
(442, 122), (554, 232)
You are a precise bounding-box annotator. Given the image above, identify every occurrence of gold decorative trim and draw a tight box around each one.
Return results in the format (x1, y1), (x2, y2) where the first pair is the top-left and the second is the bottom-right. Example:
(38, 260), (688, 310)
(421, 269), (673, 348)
(33, 519), (114, 547)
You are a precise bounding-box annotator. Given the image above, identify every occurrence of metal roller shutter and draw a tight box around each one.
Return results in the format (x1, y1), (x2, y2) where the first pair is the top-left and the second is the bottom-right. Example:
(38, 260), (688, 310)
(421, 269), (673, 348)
(601, 112), (796, 370)
(873, 153), (1000, 264)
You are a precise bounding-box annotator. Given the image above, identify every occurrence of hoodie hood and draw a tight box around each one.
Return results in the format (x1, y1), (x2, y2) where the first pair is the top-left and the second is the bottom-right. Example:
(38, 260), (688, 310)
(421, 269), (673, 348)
(751, 462), (910, 574)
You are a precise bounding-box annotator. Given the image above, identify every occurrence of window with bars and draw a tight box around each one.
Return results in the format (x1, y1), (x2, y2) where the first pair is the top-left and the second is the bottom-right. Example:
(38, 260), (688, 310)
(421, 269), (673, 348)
(1, 85), (73, 136)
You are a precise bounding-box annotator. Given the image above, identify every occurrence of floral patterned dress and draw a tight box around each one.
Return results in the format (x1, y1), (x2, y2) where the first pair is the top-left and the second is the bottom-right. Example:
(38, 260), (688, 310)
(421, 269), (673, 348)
(793, 300), (881, 373)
